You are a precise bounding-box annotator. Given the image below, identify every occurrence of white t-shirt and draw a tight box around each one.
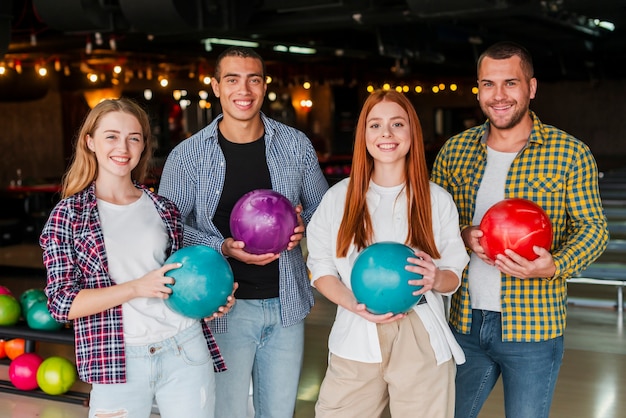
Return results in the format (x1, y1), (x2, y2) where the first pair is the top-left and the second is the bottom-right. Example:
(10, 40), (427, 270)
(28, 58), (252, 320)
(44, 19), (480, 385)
(306, 178), (469, 365)
(467, 146), (518, 312)
(97, 192), (195, 345)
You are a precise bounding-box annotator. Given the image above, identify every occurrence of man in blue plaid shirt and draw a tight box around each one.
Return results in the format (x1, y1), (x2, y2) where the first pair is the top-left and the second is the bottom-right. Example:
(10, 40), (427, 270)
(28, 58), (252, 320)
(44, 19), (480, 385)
(431, 41), (608, 418)
(159, 46), (328, 418)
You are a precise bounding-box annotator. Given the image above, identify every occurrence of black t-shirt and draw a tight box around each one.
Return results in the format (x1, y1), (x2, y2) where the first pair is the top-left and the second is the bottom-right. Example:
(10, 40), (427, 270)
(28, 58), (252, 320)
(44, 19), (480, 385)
(214, 129), (280, 299)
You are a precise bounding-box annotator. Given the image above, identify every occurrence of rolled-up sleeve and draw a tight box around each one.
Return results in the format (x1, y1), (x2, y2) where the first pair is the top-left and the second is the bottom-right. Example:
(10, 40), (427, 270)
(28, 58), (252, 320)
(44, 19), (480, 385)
(39, 203), (82, 323)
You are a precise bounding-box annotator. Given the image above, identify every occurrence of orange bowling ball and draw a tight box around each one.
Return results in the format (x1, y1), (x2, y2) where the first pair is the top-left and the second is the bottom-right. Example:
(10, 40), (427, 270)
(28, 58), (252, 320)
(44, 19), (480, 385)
(5, 338), (26, 360)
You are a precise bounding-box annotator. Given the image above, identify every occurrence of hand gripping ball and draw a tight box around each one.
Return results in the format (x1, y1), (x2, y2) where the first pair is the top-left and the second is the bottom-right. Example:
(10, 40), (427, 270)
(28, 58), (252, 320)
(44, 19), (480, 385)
(479, 198), (553, 261)
(229, 189), (298, 254)
(351, 242), (423, 315)
(164, 245), (234, 319)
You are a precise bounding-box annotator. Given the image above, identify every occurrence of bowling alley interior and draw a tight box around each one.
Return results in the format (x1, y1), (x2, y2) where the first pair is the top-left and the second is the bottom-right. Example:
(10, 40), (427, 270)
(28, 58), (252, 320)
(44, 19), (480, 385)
(1, 1), (626, 417)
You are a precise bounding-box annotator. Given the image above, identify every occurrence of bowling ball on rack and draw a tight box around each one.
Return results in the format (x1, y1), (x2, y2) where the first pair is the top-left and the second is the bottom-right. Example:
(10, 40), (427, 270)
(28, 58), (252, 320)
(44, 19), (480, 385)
(229, 189), (298, 255)
(5, 338), (26, 360)
(9, 352), (44, 391)
(479, 198), (553, 261)
(164, 245), (234, 320)
(0, 285), (12, 296)
(350, 242), (423, 315)
(0, 294), (21, 326)
(19, 288), (47, 315)
(26, 300), (63, 331)
(36, 356), (78, 395)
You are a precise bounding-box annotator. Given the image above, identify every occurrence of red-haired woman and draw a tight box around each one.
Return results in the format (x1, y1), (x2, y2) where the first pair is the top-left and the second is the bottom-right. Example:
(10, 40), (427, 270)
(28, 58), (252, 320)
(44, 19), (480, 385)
(306, 89), (469, 418)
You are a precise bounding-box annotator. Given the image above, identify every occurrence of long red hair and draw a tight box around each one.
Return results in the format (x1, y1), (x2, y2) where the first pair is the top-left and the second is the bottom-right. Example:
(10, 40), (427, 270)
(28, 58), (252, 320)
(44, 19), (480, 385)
(336, 90), (440, 258)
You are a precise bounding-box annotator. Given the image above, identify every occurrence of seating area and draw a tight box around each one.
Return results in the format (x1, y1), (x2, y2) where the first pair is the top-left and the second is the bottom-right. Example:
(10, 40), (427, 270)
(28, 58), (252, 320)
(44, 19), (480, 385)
(568, 167), (626, 312)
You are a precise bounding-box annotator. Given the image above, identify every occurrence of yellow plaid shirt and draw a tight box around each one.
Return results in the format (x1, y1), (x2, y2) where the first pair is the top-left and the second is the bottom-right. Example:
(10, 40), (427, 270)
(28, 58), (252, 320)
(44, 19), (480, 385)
(431, 110), (608, 342)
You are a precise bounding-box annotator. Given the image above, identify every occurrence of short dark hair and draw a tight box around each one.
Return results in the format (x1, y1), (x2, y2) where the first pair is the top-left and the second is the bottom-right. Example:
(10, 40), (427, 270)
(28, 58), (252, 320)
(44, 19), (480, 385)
(214, 46), (266, 81)
(477, 41), (534, 79)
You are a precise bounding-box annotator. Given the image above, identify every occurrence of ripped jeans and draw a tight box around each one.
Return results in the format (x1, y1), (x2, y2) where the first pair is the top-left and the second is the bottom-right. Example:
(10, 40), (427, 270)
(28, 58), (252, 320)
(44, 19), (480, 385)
(89, 322), (215, 418)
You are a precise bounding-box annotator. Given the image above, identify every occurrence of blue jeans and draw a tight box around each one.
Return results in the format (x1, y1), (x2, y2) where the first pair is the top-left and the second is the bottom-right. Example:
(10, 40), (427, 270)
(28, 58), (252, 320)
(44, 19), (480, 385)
(453, 310), (564, 418)
(89, 322), (215, 418)
(213, 298), (305, 418)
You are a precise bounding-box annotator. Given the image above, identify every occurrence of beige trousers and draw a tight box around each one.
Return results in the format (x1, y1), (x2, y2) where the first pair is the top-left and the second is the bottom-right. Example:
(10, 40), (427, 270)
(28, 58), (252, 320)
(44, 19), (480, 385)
(315, 310), (456, 418)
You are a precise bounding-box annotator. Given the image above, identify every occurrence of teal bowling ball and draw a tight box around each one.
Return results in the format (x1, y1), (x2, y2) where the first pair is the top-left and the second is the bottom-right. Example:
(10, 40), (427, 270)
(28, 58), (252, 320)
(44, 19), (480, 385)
(350, 242), (423, 315)
(26, 300), (63, 331)
(164, 245), (234, 319)
(19, 288), (47, 315)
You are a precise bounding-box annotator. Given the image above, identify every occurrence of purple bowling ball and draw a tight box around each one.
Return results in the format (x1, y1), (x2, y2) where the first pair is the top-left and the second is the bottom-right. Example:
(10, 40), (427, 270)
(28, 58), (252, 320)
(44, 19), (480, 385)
(230, 189), (298, 255)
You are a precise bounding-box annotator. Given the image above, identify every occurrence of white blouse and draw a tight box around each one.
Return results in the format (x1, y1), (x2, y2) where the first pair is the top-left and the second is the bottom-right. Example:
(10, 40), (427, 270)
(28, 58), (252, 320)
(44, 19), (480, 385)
(306, 178), (469, 365)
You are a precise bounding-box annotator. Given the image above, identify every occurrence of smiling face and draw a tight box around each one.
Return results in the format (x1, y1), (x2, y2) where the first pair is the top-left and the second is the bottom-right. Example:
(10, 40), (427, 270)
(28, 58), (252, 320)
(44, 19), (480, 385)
(86, 111), (145, 182)
(211, 55), (267, 126)
(477, 55), (537, 131)
(364, 99), (412, 168)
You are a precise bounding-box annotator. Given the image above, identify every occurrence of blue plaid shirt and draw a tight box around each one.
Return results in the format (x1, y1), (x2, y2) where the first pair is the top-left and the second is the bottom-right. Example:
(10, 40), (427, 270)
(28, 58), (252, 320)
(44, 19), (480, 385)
(39, 182), (226, 383)
(159, 113), (329, 332)
(431, 111), (608, 342)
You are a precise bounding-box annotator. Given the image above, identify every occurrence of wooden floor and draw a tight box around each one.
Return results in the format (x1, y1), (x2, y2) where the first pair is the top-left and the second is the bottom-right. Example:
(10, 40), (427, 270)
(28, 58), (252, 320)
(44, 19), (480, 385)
(0, 244), (625, 418)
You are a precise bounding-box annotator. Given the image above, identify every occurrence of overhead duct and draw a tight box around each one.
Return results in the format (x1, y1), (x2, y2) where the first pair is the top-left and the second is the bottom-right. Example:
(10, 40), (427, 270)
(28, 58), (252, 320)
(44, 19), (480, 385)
(406, 0), (529, 18)
(118, 0), (201, 34)
(33, 0), (125, 33)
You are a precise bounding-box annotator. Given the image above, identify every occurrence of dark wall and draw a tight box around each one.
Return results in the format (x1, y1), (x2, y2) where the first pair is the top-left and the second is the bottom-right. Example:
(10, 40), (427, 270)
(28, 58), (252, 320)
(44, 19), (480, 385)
(0, 78), (625, 188)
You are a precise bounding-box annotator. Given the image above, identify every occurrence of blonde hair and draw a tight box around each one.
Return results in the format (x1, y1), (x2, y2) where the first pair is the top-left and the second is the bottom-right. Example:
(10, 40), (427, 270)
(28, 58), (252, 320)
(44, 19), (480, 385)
(61, 98), (153, 198)
(336, 89), (440, 259)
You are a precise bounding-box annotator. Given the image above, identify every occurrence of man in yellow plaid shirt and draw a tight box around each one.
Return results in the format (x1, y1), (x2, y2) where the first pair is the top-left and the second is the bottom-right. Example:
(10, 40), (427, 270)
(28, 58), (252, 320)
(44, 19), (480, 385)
(431, 41), (608, 418)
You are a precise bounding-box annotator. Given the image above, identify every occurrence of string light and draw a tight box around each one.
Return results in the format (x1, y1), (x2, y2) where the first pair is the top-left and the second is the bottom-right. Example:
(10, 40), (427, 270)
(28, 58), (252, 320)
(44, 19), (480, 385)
(37, 65), (48, 77)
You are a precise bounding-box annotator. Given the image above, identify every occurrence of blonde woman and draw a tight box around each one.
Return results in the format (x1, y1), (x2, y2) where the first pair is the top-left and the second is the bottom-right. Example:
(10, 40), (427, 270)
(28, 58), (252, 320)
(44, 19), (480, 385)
(40, 98), (232, 418)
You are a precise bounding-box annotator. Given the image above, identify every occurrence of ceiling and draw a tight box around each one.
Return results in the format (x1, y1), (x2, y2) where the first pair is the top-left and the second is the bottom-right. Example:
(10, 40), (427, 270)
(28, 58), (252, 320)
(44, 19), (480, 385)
(2, 0), (626, 94)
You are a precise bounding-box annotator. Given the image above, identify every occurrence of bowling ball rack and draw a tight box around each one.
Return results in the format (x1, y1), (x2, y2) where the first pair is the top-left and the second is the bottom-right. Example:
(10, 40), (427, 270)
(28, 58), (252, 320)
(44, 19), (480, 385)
(0, 321), (88, 406)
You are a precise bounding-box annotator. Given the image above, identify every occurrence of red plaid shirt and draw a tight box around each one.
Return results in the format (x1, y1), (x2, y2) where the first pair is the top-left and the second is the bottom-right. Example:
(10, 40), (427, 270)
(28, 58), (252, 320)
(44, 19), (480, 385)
(40, 182), (226, 384)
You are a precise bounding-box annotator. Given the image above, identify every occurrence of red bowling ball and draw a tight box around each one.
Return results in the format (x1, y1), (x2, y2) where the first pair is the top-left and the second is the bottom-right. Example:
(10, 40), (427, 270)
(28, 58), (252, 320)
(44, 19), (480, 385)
(9, 352), (44, 391)
(229, 189), (298, 255)
(0, 285), (12, 296)
(479, 198), (553, 261)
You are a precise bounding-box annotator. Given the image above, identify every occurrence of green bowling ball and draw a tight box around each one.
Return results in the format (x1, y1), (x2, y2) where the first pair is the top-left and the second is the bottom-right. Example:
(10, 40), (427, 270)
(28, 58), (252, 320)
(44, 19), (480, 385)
(36, 356), (78, 395)
(0, 294), (21, 326)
